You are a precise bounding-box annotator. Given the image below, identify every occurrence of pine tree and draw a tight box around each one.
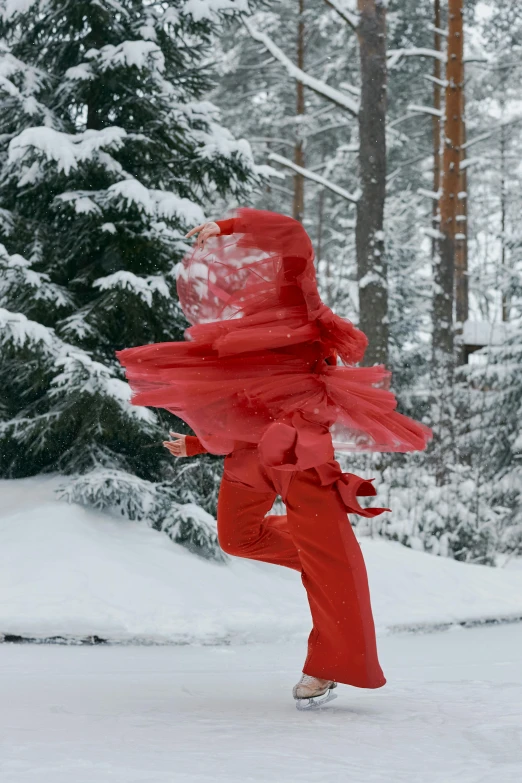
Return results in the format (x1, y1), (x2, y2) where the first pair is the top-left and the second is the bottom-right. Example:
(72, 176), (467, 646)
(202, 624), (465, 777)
(0, 0), (256, 558)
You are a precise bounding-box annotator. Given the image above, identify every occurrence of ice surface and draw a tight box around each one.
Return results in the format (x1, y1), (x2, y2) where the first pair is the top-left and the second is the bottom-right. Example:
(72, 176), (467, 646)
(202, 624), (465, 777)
(0, 625), (521, 782)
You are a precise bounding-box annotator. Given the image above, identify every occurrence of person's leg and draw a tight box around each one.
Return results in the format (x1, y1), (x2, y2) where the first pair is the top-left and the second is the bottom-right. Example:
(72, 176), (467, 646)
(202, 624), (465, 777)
(284, 467), (386, 689)
(217, 474), (302, 571)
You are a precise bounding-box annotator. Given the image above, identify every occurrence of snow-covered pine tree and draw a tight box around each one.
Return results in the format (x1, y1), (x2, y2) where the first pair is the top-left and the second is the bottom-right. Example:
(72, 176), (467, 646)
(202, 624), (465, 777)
(0, 0), (256, 559)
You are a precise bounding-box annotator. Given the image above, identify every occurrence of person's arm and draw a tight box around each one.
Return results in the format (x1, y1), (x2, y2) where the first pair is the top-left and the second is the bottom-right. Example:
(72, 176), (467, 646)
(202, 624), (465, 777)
(163, 432), (209, 458)
(215, 218), (235, 236)
(185, 435), (209, 456)
(185, 218), (236, 250)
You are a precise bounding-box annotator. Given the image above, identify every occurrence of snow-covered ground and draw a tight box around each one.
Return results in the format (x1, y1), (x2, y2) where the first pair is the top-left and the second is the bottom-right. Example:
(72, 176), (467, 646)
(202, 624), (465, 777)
(1, 476), (522, 643)
(1, 624), (521, 782)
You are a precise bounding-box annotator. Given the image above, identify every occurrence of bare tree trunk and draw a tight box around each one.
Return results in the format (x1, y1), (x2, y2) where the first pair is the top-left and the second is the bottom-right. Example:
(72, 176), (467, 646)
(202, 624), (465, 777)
(432, 0), (442, 260)
(432, 0), (464, 481)
(500, 120), (510, 322)
(293, 0), (305, 223)
(455, 86), (468, 347)
(356, 0), (388, 366)
(434, 0), (464, 366)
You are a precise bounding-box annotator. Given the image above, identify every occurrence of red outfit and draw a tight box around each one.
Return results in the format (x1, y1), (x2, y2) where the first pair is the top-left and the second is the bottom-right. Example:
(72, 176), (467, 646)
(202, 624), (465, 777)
(117, 209), (432, 688)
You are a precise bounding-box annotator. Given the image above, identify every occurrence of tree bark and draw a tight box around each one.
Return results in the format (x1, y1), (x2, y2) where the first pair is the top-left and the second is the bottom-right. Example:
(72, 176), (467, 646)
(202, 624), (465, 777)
(433, 0), (464, 370)
(455, 87), (468, 338)
(500, 120), (510, 322)
(293, 0), (305, 223)
(356, 0), (388, 366)
(432, 0), (442, 259)
(432, 0), (464, 481)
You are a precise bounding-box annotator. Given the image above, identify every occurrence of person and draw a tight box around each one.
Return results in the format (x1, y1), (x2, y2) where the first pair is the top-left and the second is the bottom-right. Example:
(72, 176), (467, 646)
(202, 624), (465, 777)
(116, 208), (432, 710)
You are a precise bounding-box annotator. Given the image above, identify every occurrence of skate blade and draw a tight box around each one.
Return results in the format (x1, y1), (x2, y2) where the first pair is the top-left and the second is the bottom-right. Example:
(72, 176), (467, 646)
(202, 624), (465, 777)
(295, 690), (338, 711)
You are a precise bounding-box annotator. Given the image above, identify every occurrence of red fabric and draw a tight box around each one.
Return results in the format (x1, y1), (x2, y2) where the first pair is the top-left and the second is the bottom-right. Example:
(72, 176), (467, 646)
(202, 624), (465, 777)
(217, 445), (386, 688)
(185, 435), (208, 456)
(215, 218), (235, 235)
(116, 208), (432, 463)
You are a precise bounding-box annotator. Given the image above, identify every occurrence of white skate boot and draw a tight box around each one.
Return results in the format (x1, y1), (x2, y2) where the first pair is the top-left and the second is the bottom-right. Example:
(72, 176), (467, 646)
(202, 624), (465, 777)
(292, 674), (338, 711)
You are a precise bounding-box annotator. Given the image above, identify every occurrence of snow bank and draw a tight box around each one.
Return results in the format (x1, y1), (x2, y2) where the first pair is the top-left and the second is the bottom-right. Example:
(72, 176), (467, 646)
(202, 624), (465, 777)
(1, 476), (522, 644)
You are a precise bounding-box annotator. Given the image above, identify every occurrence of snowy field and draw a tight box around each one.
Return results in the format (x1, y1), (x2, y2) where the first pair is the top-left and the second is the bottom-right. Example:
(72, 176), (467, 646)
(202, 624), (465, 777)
(1, 624), (521, 783)
(1, 476), (522, 644)
(1, 476), (522, 781)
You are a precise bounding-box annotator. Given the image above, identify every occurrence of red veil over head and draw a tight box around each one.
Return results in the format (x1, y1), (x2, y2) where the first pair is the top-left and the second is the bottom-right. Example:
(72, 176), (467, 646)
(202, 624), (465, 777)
(117, 208), (431, 467)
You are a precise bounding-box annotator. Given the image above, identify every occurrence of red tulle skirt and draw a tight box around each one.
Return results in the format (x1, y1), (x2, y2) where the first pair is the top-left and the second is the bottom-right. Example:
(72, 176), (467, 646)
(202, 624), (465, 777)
(116, 208), (432, 471)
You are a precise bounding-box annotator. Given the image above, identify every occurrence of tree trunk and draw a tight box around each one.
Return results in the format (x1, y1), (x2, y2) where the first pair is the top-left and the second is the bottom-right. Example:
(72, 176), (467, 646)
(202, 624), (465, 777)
(500, 120), (510, 322)
(434, 0), (464, 368)
(455, 87), (468, 344)
(356, 0), (388, 367)
(432, 0), (442, 259)
(293, 0), (305, 223)
(432, 0), (464, 482)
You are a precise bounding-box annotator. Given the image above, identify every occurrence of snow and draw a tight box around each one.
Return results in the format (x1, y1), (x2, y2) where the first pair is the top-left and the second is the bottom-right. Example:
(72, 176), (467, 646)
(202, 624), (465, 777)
(268, 152), (360, 203)
(182, 0), (249, 23)
(0, 625), (521, 782)
(244, 19), (359, 116)
(107, 179), (205, 225)
(462, 319), (513, 347)
(0, 306), (55, 350)
(324, 0), (359, 29)
(408, 103), (444, 117)
(1, 0), (40, 19)
(0, 306), (154, 425)
(1, 476), (522, 644)
(9, 126), (127, 175)
(93, 271), (170, 306)
(51, 352), (156, 425)
(87, 41), (165, 73)
(359, 271), (383, 289)
(423, 226), (444, 240)
(388, 47), (447, 69)
(64, 63), (93, 81)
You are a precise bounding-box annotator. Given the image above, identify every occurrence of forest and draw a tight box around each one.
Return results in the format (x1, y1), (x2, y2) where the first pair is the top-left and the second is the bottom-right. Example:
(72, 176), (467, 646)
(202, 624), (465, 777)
(1, 0), (521, 567)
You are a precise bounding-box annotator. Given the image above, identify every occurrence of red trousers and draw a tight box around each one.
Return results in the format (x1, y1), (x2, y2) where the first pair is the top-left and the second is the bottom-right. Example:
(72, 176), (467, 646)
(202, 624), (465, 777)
(217, 447), (386, 688)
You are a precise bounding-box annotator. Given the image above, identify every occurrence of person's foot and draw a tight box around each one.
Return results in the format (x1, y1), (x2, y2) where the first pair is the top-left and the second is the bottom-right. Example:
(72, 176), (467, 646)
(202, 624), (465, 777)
(292, 673), (337, 700)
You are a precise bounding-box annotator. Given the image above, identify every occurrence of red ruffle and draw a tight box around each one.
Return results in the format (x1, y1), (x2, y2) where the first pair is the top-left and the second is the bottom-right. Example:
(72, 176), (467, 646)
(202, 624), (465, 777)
(117, 208), (432, 465)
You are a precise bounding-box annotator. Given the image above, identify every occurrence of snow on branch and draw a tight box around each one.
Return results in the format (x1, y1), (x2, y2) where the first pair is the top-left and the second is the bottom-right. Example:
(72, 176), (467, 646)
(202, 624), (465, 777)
(388, 48), (447, 70)
(0, 306), (56, 353)
(1, 0), (39, 19)
(9, 126), (127, 176)
(0, 244), (73, 308)
(106, 180), (204, 225)
(0, 304), (154, 425)
(423, 74), (448, 88)
(323, 0), (359, 31)
(86, 41), (165, 73)
(408, 104), (443, 118)
(244, 18), (359, 116)
(418, 188), (441, 201)
(93, 271), (170, 307)
(268, 153), (359, 203)
(181, 0), (249, 23)
(422, 226), (444, 241)
(50, 351), (155, 424)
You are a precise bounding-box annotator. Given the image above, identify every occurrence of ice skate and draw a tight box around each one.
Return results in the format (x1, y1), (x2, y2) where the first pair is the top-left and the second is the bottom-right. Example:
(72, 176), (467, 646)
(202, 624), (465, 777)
(292, 674), (338, 711)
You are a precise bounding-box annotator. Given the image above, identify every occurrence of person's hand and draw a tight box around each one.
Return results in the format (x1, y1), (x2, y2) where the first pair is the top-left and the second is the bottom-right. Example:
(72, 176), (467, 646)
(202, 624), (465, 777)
(185, 221), (221, 250)
(163, 431), (187, 458)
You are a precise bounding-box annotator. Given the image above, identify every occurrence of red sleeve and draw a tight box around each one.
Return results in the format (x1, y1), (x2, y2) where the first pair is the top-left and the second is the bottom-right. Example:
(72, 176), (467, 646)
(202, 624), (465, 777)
(215, 218), (236, 236)
(185, 435), (209, 456)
